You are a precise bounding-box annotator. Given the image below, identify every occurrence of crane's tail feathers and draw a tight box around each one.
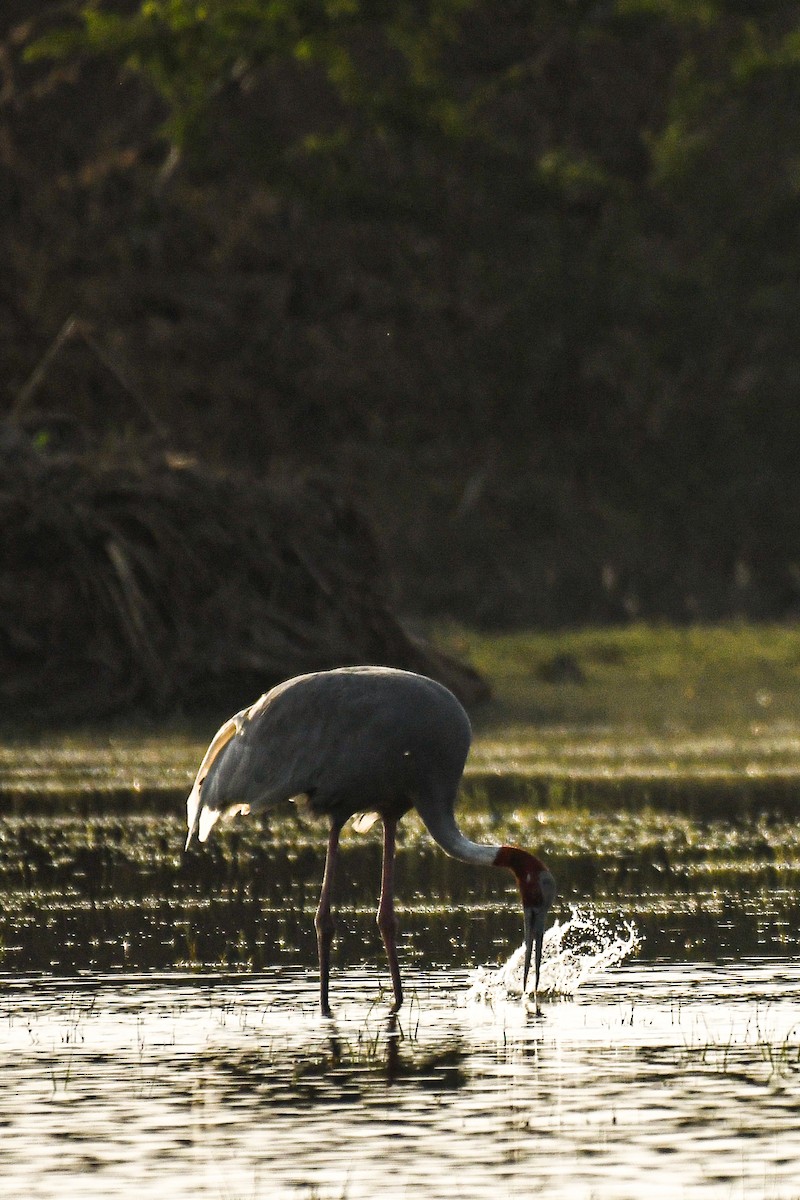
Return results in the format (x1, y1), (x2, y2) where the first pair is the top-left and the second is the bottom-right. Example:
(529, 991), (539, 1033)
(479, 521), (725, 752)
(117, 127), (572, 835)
(197, 804), (223, 842)
(186, 799), (251, 850)
(185, 777), (203, 849)
(185, 714), (241, 849)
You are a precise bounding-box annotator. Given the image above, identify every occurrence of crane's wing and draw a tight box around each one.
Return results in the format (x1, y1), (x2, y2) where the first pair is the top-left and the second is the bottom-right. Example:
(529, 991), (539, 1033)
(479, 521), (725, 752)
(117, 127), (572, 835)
(185, 680), (320, 847)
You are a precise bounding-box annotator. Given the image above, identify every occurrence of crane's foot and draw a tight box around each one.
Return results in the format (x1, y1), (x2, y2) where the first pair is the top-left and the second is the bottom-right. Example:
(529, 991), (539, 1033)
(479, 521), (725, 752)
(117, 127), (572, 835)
(524, 991), (545, 1019)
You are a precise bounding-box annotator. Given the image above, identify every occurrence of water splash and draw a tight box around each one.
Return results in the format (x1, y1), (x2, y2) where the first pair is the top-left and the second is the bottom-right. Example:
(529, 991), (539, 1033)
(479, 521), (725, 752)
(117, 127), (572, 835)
(466, 906), (641, 1003)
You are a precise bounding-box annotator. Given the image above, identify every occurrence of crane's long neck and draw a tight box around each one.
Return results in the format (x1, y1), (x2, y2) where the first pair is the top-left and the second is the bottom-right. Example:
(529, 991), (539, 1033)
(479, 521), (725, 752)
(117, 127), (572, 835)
(416, 791), (557, 932)
(415, 796), (498, 867)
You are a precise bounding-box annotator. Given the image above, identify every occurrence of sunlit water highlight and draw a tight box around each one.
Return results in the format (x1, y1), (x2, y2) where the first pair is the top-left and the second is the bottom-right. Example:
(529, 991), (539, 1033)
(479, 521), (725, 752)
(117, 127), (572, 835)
(467, 905), (642, 1002)
(4, 742), (800, 1199)
(4, 960), (800, 1200)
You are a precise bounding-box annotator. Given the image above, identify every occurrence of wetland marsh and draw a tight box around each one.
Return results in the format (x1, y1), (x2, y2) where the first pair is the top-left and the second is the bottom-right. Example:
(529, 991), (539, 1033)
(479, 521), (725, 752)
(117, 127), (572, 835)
(4, 625), (800, 1198)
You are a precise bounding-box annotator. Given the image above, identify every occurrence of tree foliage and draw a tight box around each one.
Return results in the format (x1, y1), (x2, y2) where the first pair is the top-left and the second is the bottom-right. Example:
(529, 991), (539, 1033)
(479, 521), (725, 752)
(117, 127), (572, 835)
(29, 0), (476, 160)
(7, 0), (800, 623)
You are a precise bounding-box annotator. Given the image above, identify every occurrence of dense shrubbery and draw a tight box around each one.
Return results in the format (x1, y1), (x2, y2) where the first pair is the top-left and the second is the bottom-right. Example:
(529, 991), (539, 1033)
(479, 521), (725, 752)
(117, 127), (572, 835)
(4, 1), (800, 624)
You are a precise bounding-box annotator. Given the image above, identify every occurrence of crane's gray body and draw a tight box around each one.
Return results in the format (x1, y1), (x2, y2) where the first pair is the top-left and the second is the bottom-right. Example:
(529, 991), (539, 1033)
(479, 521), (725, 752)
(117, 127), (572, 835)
(186, 666), (473, 845)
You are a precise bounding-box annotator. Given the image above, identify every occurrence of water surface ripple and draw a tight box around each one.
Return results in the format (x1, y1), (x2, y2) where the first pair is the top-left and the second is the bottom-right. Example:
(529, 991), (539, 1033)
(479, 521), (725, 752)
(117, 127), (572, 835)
(5, 728), (800, 1198)
(2, 964), (800, 1200)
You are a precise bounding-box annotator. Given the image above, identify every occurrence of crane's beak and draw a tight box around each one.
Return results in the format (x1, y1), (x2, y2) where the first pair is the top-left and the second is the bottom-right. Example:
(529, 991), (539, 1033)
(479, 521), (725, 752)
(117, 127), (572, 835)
(523, 906), (546, 995)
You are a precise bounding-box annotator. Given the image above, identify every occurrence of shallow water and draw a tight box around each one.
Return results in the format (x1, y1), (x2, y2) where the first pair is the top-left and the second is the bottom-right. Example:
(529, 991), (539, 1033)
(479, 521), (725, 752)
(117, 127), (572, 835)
(4, 735), (800, 1199)
(3, 961), (800, 1200)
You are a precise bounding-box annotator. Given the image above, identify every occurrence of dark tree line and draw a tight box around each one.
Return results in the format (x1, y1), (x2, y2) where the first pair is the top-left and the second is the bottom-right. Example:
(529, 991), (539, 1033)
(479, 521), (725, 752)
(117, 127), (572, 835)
(4, 1), (800, 625)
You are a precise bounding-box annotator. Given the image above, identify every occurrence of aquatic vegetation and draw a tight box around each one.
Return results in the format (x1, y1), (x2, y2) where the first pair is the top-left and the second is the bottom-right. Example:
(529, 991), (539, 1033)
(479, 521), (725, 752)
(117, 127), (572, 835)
(674, 1004), (800, 1089)
(2, 624), (800, 985)
(3, 627), (800, 1198)
(2, 798), (800, 973)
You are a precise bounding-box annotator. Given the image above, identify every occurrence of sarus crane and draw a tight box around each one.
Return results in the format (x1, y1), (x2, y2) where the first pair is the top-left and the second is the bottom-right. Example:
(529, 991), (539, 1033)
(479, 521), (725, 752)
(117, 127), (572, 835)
(185, 666), (556, 1015)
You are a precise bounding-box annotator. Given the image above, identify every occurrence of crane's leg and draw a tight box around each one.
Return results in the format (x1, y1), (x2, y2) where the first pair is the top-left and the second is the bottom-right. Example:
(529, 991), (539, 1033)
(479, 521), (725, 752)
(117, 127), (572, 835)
(377, 817), (403, 1012)
(315, 820), (341, 1017)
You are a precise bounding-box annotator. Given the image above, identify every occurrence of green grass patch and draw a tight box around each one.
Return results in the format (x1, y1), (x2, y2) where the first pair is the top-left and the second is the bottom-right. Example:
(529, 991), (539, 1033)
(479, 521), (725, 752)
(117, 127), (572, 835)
(437, 621), (800, 737)
(4, 623), (800, 810)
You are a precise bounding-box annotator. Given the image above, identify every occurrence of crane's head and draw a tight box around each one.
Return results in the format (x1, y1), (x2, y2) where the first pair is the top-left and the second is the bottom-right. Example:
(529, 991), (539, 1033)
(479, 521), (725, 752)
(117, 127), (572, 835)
(494, 846), (557, 996)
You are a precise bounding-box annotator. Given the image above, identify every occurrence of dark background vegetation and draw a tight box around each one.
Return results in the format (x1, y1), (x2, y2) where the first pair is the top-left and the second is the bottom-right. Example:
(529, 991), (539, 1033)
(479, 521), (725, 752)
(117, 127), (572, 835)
(4, 0), (800, 629)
